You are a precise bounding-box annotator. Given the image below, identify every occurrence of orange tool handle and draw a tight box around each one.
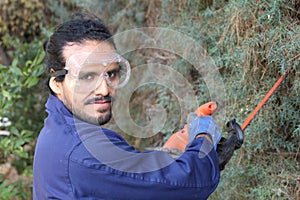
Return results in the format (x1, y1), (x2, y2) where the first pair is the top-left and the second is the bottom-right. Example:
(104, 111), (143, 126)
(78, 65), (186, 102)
(163, 101), (218, 151)
(241, 67), (291, 131)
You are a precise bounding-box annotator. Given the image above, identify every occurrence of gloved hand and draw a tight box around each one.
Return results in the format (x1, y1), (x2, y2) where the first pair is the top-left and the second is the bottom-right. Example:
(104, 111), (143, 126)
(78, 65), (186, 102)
(217, 119), (244, 170)
(187, 113), (222, 150)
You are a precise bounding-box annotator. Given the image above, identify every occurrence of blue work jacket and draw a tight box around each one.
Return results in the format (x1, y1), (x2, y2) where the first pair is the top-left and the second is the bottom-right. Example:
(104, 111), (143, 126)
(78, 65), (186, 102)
(33, 95), (220, 199)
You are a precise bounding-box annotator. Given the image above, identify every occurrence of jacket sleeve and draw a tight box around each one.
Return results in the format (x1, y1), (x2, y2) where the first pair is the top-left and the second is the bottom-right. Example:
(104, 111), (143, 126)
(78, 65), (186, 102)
(69, 124), (220, 200)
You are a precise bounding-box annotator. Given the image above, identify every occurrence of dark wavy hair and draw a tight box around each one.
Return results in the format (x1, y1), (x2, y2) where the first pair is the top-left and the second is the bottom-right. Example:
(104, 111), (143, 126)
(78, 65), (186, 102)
(44, 10), (115, 94)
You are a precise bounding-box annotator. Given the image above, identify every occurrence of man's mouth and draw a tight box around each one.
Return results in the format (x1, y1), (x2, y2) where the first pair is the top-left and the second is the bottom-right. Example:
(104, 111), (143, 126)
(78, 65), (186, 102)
(84, 96), (112, 105)
(93, 100), (110, 104)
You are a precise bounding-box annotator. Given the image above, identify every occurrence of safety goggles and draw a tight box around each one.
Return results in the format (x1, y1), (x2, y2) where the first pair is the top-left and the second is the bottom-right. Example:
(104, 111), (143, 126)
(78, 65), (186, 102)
(52, 52), (131, 92)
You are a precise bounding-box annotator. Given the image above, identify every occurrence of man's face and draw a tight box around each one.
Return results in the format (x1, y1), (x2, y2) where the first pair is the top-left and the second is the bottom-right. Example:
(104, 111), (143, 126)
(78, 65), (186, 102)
(57, 40), (117, 125)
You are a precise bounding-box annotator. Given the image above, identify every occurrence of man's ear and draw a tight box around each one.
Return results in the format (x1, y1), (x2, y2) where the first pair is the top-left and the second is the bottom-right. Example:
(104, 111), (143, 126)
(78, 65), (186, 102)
(49, 77), (63, 95)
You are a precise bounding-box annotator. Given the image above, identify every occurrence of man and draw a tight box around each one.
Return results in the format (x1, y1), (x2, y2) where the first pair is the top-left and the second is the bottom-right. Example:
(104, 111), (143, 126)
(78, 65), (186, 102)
(33, 11), (222, 199)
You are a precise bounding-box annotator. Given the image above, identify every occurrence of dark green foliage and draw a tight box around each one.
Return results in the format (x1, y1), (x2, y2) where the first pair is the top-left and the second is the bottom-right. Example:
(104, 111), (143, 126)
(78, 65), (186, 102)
(0, 1), (78, 198)
(0, 45), (46, 198)
(156, 1), (299, 199)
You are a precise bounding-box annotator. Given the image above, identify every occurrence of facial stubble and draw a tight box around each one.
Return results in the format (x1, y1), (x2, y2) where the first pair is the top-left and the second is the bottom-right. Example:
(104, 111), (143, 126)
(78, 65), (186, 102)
(63, 92), (112, 126)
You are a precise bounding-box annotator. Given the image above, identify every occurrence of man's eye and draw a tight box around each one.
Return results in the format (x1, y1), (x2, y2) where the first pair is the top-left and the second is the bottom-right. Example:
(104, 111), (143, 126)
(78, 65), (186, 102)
(107, 72), (115, 78)
(79, 73), (96, 81)
(107, 69), (119, 79)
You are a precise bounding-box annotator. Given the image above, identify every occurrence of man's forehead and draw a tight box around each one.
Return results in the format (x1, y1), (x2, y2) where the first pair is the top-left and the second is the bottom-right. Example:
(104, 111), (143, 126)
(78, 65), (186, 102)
(78, 62), (119, 72)
(63, 40), (116, 61)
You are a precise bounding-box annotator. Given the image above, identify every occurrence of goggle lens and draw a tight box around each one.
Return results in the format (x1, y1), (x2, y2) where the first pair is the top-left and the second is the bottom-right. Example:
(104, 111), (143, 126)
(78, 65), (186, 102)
(53, 52), (131, 92)
(74, 61), (129, 91)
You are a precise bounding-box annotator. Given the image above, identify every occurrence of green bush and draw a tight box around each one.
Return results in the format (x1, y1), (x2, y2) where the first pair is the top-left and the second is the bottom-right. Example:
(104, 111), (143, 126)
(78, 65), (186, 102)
(0, 1), (78, 198)
(0, 47), (45, 199)
(177, 1), (299, 199)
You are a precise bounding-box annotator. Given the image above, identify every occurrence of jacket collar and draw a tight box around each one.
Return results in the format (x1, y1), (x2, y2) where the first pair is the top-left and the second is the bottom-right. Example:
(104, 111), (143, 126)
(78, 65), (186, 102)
(45, 94), (73, 118)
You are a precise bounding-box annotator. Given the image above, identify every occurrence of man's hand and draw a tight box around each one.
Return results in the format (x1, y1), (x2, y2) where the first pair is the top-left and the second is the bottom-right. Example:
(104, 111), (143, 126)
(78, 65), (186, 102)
(217, 119), (244, 170)
(187, 113), (222, 149)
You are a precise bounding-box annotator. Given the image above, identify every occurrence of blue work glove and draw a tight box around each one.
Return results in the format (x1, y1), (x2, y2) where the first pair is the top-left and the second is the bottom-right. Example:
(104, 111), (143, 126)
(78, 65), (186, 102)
(187, 113), (222, 150)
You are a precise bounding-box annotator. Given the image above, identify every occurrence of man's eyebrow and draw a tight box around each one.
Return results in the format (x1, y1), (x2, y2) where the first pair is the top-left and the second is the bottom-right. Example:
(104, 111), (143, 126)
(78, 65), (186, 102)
(107, 63), (122, 70)
(106, 68), (120, 73)
(81, 63), (109, 69)
(79, 62), (120, 72)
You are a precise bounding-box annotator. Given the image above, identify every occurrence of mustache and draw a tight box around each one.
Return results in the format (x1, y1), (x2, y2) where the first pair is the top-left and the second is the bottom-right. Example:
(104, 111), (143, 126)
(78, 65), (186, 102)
(84, 96), (113, 105)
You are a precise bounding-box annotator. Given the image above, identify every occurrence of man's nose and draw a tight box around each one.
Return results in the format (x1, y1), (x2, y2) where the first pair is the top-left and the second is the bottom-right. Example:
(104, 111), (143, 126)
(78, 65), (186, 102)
(94, 78), (109, 96)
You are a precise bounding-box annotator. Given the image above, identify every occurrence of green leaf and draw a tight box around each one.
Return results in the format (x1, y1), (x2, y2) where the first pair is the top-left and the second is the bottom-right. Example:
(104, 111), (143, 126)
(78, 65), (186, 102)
(36, 50), (45, 64)
(25, 60), (33, 68)
(9, 65), (23, 76)
(30, 49), (45, 67)
(0, 64), (8, 70)
(24, 76), (39, 87)
(17, 150), (28, 159)
(9, 126), (19, 136)
(2, 90), (11, 100)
